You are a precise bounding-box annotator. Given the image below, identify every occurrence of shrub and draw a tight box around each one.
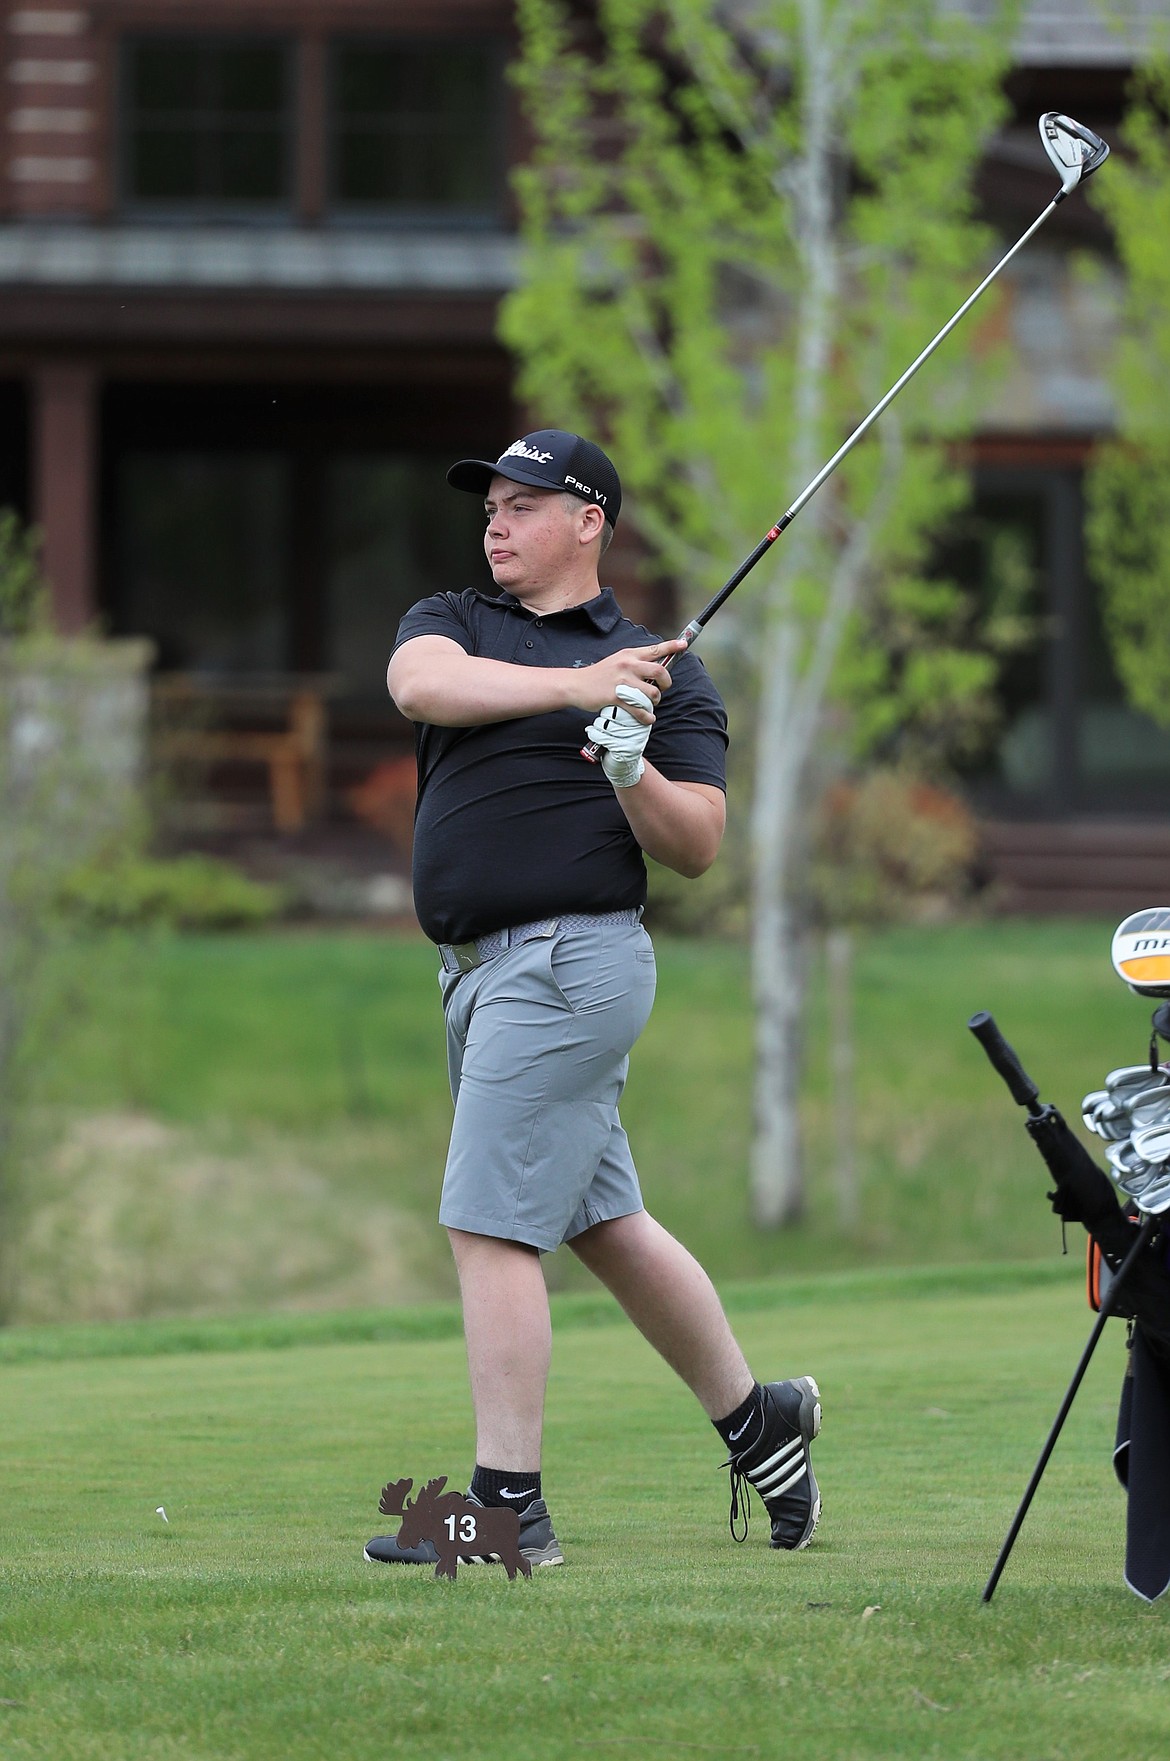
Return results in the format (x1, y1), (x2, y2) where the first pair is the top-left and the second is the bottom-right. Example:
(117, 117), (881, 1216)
(809, 767), (979, 925)
(0, 508), (47, 637)
(53, 851), (286, 932)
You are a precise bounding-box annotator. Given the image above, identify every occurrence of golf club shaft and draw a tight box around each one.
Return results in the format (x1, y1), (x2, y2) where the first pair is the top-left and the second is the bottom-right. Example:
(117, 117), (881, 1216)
(582, 194), (1063, 763)
(981, 1213), (1159, 1603)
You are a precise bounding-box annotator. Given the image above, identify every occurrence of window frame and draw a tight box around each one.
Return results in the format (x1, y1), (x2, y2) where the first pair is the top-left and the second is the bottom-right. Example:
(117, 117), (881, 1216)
(325, 34), (508, 229)
(116, 32), (297, 222)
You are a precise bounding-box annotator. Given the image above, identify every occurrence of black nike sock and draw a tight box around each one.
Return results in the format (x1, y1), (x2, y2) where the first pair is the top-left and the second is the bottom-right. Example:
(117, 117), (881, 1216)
(713, 1384), (765, 1455)
(470, 1465), (541, 1512)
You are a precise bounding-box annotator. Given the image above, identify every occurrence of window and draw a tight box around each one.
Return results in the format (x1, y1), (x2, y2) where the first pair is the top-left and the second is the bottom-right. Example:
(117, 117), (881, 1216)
(120, 37), (292, 212)
(325, 456), (485, 705)
(329, 41), (504, 220)
(949, 467), (1170, 812)
(113, 444), (486, 694)
(0, 382), (28, 520)
(118, 454), (288, 671)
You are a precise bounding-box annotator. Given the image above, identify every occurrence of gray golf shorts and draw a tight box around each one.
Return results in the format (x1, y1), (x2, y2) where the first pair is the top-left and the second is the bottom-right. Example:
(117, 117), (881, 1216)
(437, 914), (657, 1251)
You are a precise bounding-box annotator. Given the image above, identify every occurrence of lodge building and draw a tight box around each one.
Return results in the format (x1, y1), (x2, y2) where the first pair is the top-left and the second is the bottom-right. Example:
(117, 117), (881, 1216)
(1, 0), (1167, 907)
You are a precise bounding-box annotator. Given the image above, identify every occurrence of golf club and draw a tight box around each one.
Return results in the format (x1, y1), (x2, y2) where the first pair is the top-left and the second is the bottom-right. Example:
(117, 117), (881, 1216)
(1081, 1079), (1170, 1146)
(1106, 1140), (1153, 1182)
(1126, 1085), (1170, 1127)
(1105, 1064), (1161, 1093)
(582, 111), (1110, 762)
(1132, 1123), (1170, 1164)
(1084, 1101), (1127, 1139)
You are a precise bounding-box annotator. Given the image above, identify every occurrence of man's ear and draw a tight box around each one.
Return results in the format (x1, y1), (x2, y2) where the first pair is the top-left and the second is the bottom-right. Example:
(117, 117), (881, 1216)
(578, 502), (606, 546)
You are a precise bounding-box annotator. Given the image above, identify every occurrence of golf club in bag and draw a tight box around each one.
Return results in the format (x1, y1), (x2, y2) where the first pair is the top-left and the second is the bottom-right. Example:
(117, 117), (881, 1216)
(583, 112), (1109, 762)
(968, 1005), (1170, 1603)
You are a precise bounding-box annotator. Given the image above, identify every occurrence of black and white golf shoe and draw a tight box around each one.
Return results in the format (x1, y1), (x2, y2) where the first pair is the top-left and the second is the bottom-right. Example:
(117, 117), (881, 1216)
(723, 1376), (822, 1551)
(364, 1492), (564, 1568)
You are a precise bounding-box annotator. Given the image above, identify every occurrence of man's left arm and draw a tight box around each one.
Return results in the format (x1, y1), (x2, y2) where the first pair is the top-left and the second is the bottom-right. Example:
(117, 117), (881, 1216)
(615, 771), (725, 878)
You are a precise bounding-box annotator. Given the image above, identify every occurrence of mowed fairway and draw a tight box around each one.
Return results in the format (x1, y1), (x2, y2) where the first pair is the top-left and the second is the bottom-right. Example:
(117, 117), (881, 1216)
(2, 1269), (1168, 1760)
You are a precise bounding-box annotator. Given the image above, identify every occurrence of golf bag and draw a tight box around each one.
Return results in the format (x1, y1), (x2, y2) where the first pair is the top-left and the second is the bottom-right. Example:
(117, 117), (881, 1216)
(968, 1010), (1170, 1600)
(1022, 1093), (1170, 1600)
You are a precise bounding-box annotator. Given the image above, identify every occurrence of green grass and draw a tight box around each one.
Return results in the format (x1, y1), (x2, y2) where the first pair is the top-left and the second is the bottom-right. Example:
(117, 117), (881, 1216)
(14, 917), (1155, 1322)
(2, 1268), (1167, 1760)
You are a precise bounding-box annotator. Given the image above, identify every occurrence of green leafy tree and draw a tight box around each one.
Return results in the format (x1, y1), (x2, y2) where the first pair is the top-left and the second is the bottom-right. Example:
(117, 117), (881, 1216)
(1085, 58), (1170, 727)
(0, 516), (152, 1317)
(504, 0), (1011, 1223)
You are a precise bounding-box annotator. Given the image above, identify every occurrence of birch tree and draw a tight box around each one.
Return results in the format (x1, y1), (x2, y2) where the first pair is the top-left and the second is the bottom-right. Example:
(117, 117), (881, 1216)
(1085, 58), (1170, 723)
(504, 0), (1009, 1223)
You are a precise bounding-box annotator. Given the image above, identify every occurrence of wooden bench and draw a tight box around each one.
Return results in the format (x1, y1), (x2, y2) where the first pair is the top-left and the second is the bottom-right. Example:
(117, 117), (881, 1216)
(152, 674), (340, 833)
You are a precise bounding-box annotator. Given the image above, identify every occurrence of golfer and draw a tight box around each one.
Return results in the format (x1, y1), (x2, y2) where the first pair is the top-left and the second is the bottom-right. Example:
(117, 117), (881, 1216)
(365, 430), (822, 1569)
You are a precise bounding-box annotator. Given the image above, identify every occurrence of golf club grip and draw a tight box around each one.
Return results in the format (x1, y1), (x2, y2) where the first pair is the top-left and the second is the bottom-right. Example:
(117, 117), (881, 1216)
(968, 1011), (1041, 1112)
(580, 632), (695, 764)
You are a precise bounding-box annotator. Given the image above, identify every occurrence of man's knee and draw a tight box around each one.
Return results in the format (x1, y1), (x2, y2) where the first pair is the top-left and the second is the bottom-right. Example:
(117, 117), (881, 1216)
(570, 1208), (659, 1270)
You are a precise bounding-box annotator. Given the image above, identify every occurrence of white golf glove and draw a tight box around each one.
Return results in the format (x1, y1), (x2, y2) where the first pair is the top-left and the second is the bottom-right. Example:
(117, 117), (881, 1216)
(585, 684), (654, 789)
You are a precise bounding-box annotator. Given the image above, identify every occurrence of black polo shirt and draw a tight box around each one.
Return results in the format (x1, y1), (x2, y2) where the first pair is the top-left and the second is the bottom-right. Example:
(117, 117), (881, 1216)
(393, 586), (728, 944)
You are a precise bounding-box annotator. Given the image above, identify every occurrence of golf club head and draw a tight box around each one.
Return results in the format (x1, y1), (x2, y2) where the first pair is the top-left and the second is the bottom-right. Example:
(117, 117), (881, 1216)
(1090, 1116), (1132, 1143)
(1132, 1121), (1170, 1164)
(1128, 1084), (1170, 1129)
(1106, 1139), (1147, 1178)
(1120, 1163), (1170, 1206)
(1083, 1094), (1134, 1140)
(1040, 112), (1110, 196)
(1135, 1174), (1170, 1216)
(1105, 1063), (1158, 1094)
(1111, 909), (1170, 998)
(1105, 1143), (1169, 1206)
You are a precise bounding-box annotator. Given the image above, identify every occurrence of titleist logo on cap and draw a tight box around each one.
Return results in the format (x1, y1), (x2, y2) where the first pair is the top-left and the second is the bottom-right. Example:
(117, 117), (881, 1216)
(500, 440), (555, 465)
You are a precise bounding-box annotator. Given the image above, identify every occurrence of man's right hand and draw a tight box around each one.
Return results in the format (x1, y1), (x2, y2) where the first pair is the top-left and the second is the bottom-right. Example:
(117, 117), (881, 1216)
(565, 639), (686, 723)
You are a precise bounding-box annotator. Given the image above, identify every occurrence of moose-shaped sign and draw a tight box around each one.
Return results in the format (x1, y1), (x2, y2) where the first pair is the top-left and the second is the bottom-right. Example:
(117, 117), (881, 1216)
(378, 1476), (529, 1581)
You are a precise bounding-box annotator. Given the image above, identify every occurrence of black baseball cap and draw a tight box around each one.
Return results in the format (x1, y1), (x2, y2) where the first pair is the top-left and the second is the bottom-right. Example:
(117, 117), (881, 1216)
(447, 429), (621, 527)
